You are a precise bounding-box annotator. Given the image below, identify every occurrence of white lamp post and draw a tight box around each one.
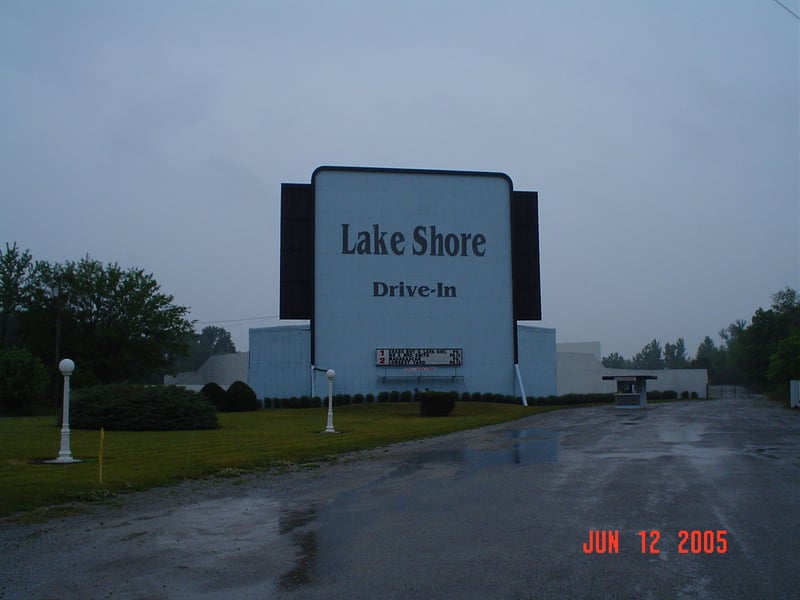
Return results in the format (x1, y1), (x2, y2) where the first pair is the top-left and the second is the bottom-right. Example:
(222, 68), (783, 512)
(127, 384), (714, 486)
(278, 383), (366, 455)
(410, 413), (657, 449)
(50, 358), (80, 463)
(324, 369), (337, 433)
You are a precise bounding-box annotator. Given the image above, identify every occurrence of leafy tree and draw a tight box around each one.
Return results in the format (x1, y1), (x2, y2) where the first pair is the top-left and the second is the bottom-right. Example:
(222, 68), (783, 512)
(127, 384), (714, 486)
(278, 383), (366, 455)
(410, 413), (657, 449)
(631, 339), (663, 369)
(767, 334), (800, 384)
(696, 287), (800, 390)
(0, 243), (33, 347)
(770, 287), (799, 314)
(719, 319), (747, 346)
(172, 325), (237, 373)
(3, 245), (194, 386)
(664, 338), (688, 369)
(605, 339), (688, 371)
(198, 325), (236, 355)
(693, 336), (731, 384)
(694, 335), (717, 371)
(60, 257), (194, 383)
(735, 287), (800, 390)
(602, 352), (630, 368)
(0, 347), (49, 414)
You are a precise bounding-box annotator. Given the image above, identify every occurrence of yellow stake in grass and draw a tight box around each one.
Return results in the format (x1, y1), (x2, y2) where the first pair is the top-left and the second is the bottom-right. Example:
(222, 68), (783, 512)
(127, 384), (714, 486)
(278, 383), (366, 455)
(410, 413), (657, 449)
(99, 427), (105, 484)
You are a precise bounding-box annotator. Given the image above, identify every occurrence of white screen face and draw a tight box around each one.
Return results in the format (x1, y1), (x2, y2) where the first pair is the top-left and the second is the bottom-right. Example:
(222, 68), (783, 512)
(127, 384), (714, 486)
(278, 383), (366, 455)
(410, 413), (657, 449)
(313, 168), (514, 393)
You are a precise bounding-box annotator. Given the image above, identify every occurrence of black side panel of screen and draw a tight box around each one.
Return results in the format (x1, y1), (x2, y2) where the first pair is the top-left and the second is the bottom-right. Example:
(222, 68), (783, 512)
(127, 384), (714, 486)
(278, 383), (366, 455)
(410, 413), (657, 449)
(279, 183), (313, 319)
(511, 191), (542, 321)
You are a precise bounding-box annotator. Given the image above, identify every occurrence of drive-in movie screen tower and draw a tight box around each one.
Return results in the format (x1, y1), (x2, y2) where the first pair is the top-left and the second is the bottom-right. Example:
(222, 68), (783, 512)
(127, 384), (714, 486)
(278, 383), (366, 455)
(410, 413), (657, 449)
(277, 166), (542, 398)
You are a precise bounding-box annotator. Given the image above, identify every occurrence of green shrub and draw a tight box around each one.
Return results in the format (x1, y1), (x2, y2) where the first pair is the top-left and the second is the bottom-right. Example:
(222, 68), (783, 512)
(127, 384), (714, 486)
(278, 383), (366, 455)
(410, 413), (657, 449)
(471, 392), (483, 402)
(691, 391), (698, 399)
(71, 384), (218, 430)
(273, 395), (325, 409)
(647, 390), (663, 400)
(377, 392), (390, 403)
(389, 390), (400, 402)
(681, 390), (690, 399)
(542, 395), (555, 404)
(661, 390), (678, 400)
(419, 391), (457, 417)
(223, 380), (259, 412)
(399, 390), (413, 402)
(365, 393), (375, 404)
(200, 382), (227, 410)
(353, 393), (365, 404)
(332, 394), (352, 407)
(0, 347), (49, 415)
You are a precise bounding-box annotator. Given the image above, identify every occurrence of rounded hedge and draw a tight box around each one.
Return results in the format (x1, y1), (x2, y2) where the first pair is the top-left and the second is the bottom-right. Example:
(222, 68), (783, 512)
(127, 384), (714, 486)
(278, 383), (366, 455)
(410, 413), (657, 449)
(200, 382), (227, 410)
(71, 384), (218, 430)
(223, 380), (260, 412)
(418, 390), (457, 417)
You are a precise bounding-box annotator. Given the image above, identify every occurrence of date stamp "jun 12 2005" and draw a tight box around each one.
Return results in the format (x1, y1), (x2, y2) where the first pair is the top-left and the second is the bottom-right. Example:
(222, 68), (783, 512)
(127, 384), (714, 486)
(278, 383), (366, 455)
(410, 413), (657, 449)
(582, 529), (729, 554)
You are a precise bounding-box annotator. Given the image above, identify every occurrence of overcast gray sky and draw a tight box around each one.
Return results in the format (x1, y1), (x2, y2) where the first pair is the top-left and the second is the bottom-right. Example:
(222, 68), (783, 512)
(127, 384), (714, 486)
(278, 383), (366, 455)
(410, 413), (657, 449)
(2, 0), (798, 359)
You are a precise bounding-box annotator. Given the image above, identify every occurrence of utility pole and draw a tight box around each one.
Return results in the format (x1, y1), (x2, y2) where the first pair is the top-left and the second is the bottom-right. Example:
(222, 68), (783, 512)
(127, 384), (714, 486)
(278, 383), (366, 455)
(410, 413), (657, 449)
(52, 279), (63, 405)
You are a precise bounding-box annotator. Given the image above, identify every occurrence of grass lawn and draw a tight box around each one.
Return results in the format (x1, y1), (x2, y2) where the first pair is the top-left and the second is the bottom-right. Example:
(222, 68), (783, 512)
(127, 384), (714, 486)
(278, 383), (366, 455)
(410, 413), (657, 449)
(0, 402), (562, 519)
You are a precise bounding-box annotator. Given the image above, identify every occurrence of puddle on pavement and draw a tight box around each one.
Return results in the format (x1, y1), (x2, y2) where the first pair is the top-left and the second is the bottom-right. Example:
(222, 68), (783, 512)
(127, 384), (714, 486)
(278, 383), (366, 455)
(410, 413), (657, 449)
(274, 428), (561, 591)
(618, 413), (647, 425)
(506, 428), (560, 464)
(658, 424), (705, 443)
(118, 427), (558, 596)
(109, 496), (321, 593)
(277, 506), (318, 591)
(279, 507), (316, 535)
(389, 428), (559, 477)
(144, 496), (281, 552)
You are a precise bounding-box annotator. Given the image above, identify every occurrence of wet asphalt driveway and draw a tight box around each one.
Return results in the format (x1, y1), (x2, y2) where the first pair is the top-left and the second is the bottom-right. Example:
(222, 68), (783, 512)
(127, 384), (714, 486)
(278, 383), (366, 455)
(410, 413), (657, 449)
(1, 397), (798, 599)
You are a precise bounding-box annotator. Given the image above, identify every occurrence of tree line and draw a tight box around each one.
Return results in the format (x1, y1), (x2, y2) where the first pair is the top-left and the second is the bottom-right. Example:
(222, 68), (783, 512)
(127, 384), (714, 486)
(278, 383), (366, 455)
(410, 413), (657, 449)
(0, 242), (235, 411)
(2, 240), (797, 411)
(602, 338), (691, 370)
(602, 287), (800, 393)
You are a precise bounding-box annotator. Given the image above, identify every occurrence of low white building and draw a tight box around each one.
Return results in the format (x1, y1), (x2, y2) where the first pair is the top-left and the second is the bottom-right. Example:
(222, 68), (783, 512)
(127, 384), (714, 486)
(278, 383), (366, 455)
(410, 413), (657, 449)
(556, 342), (707, 397)
(165, 338), (707, 401)
(164, 352), (249, 392)
(246, 322), (558, 401)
